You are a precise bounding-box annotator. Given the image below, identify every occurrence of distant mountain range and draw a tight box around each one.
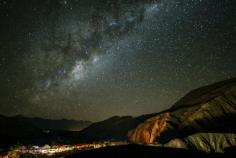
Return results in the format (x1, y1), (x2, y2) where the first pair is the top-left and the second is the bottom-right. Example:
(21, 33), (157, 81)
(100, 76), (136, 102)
(0, 115), (92, 131)
(0, 115), (91, 147)
(1, 78), (236, 153)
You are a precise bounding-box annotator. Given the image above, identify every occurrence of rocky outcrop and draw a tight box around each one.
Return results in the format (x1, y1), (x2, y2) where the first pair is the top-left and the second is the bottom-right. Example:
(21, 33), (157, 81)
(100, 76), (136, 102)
(164, 133), (236, 153)
(128, 78), (236, 150)
(128, 113), (170, 144)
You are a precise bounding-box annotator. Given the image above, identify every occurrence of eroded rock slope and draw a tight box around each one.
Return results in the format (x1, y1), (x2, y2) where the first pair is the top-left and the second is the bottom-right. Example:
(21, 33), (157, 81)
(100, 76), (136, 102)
(128, 78), (236, 153)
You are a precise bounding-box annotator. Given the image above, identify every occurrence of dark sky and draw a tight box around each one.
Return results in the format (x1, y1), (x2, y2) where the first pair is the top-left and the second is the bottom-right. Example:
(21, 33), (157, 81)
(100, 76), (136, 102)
(0, 0), (235, 121)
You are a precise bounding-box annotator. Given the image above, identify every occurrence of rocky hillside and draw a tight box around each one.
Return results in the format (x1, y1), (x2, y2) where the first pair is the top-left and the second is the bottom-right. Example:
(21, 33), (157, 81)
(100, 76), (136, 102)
(164, 133), (236, 153)
(172, 78), (236, 109)
(128, 78), (236, 152)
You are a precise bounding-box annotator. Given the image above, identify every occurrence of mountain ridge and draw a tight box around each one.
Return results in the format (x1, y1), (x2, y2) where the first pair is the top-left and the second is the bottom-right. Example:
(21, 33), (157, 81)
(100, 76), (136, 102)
(172, 78), (236, 109)
(128, 77), (236, 152)
(0, 114), (92, 131)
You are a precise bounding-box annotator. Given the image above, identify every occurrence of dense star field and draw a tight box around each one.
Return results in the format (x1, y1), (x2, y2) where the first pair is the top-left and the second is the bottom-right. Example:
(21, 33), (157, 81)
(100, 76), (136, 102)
(0, 0), (235, 121)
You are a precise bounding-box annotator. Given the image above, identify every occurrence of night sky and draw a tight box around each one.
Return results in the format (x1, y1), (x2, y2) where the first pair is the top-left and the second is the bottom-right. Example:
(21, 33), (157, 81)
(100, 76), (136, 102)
(0, 0), (235, 121)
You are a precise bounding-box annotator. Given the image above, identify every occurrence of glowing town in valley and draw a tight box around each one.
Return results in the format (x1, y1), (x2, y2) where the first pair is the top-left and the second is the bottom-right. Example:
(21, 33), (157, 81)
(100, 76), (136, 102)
(2, 141), (128, 157)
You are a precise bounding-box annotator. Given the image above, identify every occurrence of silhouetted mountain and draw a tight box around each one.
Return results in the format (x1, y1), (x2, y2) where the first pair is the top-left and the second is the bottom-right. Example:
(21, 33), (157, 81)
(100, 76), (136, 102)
(77, 116), (139, 141)
(0, 115), (91, 148)
(0, 115), (43, 147)
(128, 78), (236, 152)
(10, 115), (92, 131)
(76, 112), (160, 142)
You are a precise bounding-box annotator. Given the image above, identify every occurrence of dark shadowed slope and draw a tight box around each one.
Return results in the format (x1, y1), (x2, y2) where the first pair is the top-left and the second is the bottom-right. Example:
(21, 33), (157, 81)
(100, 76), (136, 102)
(77, 116), (139, 141)
(0, 115), (43, 148)
(76, 113), (160, 142)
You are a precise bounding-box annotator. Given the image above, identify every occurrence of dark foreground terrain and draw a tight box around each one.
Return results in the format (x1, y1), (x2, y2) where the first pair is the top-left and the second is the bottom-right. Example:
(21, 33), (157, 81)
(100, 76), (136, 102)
(65, 144), (235, 158)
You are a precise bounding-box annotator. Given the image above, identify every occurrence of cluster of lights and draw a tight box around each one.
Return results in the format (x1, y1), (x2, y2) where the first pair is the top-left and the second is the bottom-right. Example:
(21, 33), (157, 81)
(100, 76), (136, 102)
(4, 141), (128, 157)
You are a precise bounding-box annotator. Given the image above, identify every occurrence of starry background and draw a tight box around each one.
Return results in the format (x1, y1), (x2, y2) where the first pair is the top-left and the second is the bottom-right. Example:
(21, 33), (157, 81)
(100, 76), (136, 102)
(0, 0), (235, 121)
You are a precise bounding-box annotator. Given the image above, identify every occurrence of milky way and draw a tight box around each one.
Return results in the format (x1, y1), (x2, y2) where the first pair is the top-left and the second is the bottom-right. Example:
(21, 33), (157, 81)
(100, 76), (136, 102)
(0, 0), (236, 121)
